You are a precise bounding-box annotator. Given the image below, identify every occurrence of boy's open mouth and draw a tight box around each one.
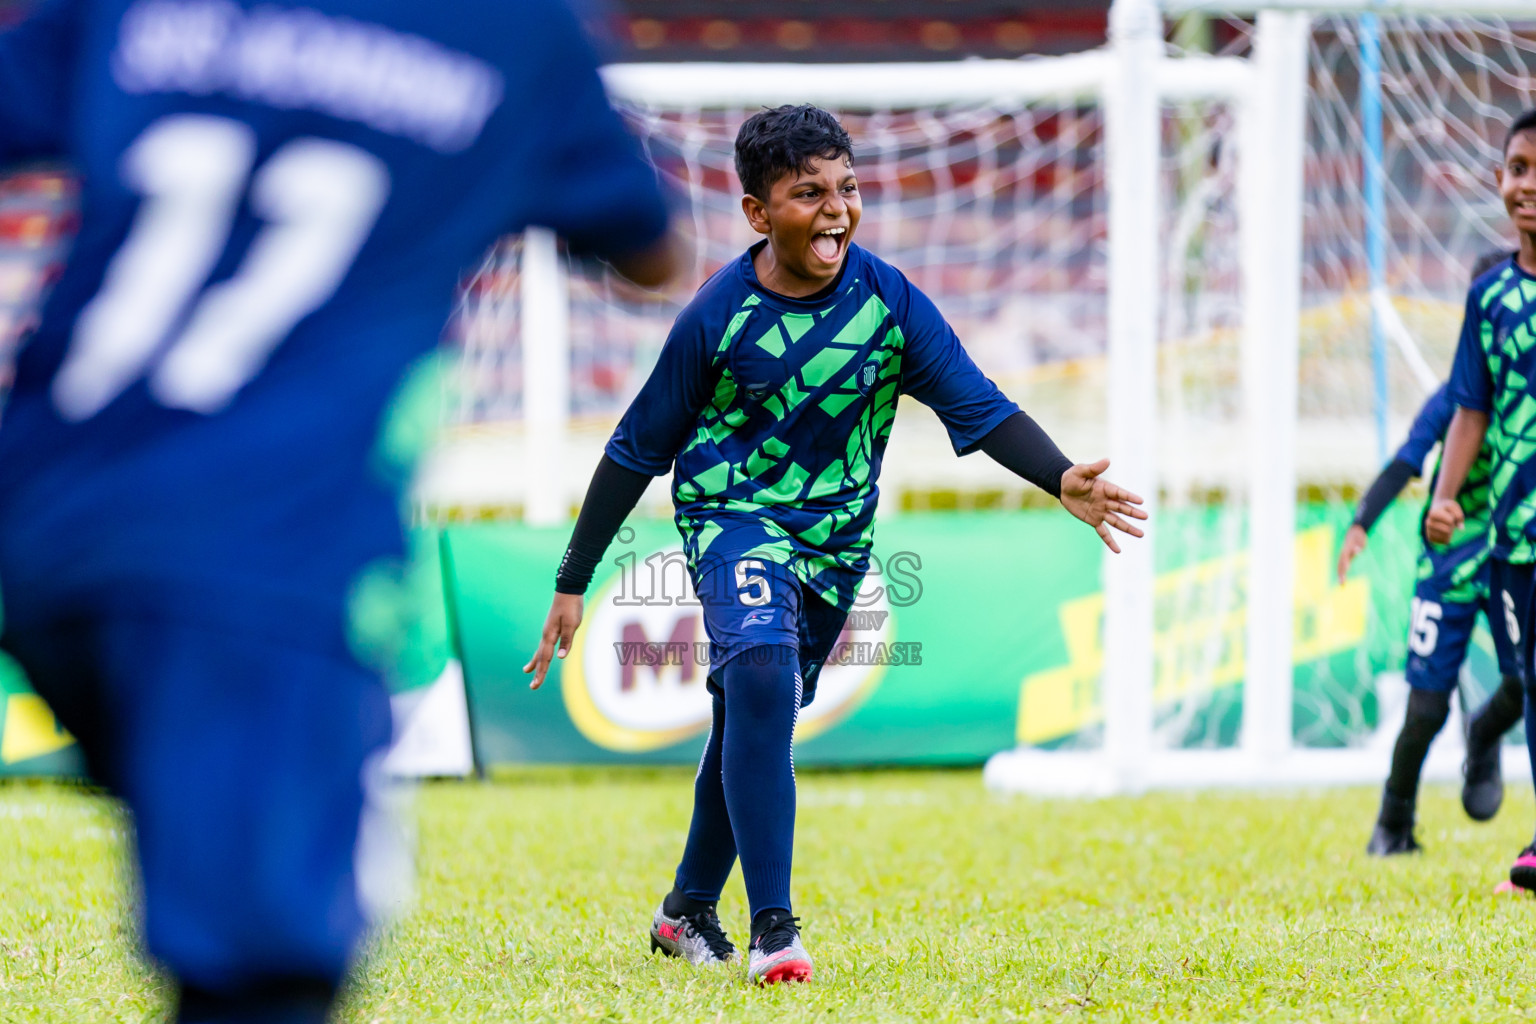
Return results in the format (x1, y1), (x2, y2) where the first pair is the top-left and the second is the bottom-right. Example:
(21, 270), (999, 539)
(810, 226), (846, 263)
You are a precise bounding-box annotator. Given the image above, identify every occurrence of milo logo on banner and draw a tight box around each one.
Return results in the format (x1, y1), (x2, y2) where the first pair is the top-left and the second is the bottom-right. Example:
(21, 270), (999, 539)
(562, 548), (893, 752)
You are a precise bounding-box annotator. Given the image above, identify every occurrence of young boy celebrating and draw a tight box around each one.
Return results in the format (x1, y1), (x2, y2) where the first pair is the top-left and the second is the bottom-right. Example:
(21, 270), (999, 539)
(1427, 108), (1536, 890)
(524, 105), (1146, 983)
(1338, 342), (1523, 856)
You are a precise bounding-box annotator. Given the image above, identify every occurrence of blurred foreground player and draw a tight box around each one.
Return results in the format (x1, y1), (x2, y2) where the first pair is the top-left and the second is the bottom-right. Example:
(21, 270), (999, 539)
(1428, 108), (1536, 892)
(524, 105), (1146, 985)
(0, 1), (675, 1020)
(1337, 344), (1522, 856)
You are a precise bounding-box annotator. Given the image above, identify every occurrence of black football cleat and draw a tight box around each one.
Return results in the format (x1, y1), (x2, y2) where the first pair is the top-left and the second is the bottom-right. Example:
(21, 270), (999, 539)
(1366, 789), (1421, 856)
(1461, 718), (1505, 823)
(1367, 821), (1422, 856)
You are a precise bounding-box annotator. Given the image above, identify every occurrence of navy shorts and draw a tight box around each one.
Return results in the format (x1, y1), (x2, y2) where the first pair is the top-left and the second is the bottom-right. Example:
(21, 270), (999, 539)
(694, 558), (849, 706)
(1, 599), (394, 995)
(1406, 562), (1523, 692)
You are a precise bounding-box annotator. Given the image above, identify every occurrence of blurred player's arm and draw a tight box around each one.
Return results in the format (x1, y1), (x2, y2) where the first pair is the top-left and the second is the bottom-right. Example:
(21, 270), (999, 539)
(517, 0), (681, 291)
(0, 0), (75, 164)
(1428, 293), (1495, 545)
(523, 311), (717, 688)
(893, 273), (1146, 553)
(604, 227), (689, 290)
(1338, 384), (1453, 581)
(1337, 459), (1416, 583)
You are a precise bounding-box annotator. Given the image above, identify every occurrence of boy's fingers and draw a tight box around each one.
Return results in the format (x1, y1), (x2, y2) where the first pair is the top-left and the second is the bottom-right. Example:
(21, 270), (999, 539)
(1082, 458), (1110, 479)
(1111, 500), (1149, 520)
(1106, 513), (1144, 538)
(1096, 521), (1121, 553)
(1108, 483), (1144, 506)
(522, 639), (550, 675)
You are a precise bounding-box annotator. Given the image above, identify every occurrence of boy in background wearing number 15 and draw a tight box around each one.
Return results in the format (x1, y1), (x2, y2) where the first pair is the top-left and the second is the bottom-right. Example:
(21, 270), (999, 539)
(1336, 254), (1524, 858)
(524, 105), (1147, 985)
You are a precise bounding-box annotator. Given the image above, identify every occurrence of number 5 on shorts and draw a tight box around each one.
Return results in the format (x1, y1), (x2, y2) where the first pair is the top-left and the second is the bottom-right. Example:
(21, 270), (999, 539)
(735, 560), (771, 607)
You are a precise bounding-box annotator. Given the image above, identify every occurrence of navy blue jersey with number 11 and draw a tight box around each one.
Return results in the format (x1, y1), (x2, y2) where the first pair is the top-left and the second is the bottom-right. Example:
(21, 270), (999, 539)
(0, 0), (669, 640)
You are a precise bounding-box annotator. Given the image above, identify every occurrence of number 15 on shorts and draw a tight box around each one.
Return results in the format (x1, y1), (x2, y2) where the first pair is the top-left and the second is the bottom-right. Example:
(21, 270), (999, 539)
(1408, 597), (1441, 658)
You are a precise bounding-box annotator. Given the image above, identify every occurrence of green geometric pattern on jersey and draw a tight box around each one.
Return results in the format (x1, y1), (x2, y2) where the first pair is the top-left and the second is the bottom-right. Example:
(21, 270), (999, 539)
(1478, 267), (1536, 565)
(672, 289), (903, 611)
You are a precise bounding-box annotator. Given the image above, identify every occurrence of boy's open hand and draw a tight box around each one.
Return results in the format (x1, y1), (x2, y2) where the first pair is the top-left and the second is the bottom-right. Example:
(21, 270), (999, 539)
(523, 593), (584, 690)
(1424, 498), (1464, 546)
(1336, 524), (1368, 584)
(1060, 458), (1147, 554)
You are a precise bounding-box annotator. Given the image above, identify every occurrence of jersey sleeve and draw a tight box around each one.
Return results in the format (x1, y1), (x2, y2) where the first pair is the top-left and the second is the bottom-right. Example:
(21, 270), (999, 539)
(604, 303), (719, 475)
(1393, 384), (1451, 471)
(893, 273), (1020, 455)
(1448, 291), (1494, 414)
(516, 0), (670, 261)
(0, 0), (76, 164)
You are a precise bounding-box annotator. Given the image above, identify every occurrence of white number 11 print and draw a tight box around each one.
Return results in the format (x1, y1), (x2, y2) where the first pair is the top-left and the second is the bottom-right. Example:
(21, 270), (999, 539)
(53, 114), (390, 421)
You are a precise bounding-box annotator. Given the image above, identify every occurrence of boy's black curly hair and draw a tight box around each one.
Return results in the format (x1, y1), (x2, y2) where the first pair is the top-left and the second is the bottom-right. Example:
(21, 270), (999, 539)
(1505, 107), (1536, 154)
(734, 104), (853, 201)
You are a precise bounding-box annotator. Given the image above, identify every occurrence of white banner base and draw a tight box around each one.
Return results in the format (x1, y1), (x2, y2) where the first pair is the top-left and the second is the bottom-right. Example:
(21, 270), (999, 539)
(383, 659), (475, 779)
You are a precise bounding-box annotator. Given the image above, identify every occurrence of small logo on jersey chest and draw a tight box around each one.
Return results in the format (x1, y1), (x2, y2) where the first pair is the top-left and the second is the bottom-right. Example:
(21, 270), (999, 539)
(857, 362), (878, 396)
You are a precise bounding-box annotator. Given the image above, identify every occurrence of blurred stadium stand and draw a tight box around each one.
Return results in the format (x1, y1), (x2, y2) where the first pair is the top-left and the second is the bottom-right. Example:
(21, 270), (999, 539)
(598, 0), (1111, 62)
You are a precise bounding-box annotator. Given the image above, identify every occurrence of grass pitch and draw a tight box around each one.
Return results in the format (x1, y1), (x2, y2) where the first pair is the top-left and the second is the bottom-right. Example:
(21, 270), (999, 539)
(4, 768), (1536, 1022)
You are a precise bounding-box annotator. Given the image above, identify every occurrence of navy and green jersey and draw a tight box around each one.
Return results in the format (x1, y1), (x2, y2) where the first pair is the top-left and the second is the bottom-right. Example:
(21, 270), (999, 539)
(1449, 256), (1536, 565)
(1398, 384), (1493, 603)
(607, 241), (1020, 611)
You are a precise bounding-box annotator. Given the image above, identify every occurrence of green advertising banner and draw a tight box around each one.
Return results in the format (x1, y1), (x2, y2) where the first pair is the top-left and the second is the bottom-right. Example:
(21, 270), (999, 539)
(0, 502), (1494, 775)
(444, 502), (1471, 767)
(0, 651), (81, 776)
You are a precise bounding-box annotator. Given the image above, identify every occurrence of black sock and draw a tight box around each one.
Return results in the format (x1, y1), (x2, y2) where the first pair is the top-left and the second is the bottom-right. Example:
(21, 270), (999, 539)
(177, 978), (335, 1024)
(1470, 674), (1524, 747)
(1385, 688), (1451, 804)
(663, 887), (715, 918)
(751, 908), (792, 940)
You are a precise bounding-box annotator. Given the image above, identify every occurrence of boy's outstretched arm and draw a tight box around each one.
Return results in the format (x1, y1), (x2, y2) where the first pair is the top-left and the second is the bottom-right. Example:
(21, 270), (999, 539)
(1425, 408), (1488, 544)
(522, 304), (718, 689)
(523, 456), (651, 689)
(1058, 460), (1147, 554)
(976, 412), (1146, 553)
